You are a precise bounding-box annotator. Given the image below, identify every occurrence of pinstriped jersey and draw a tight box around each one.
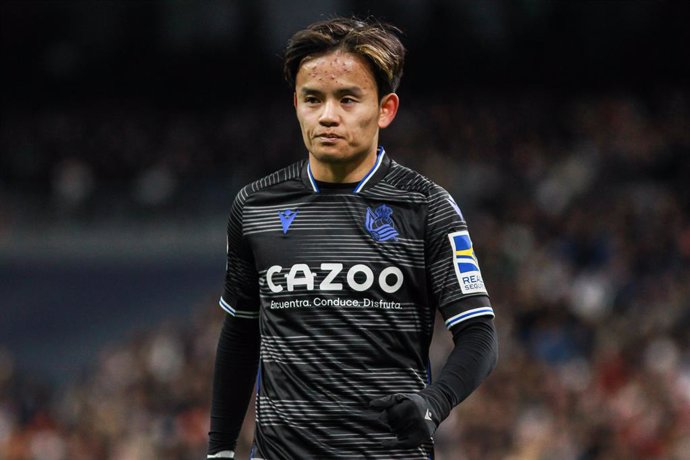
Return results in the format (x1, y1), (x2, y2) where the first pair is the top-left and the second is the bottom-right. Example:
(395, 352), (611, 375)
(220, 148), (494, 459)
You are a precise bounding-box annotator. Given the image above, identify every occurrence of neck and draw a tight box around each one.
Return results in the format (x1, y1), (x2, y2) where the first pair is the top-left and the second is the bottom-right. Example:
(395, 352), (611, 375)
(309, 147), (379, 183)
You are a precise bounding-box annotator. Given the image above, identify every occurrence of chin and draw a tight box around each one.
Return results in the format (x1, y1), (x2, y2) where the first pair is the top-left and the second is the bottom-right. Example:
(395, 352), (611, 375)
(311, 147), (354, 164)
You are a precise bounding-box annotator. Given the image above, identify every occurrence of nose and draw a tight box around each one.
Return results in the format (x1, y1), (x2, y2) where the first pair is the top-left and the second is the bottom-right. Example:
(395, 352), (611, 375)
(319, 100), (339, 126)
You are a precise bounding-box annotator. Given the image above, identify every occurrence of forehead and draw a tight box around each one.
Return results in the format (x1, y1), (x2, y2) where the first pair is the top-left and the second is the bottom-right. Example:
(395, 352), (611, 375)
(296, 50), (376, 91)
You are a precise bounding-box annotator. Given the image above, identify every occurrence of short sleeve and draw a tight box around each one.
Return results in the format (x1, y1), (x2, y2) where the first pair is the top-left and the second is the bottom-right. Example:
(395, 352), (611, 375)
(219, 190), (260, 320)
(425, 186), (494, 330)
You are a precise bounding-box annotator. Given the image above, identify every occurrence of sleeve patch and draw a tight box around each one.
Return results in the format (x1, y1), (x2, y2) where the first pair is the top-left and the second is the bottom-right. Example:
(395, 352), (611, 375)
(448, 230), (488, 295)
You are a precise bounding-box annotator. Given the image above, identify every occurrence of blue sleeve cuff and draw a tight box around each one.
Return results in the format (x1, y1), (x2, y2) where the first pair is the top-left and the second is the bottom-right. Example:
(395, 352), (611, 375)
(219, 297), (259, 319)
(445, 307), (494, 329)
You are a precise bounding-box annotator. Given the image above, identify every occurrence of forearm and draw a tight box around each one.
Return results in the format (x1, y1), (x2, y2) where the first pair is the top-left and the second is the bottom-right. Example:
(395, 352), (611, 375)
(422, 316), (498, 422)
(208, 314), (260, 455)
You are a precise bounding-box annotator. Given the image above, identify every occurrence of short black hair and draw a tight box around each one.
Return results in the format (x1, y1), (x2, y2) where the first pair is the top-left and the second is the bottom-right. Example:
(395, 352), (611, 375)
(284, 16), (406, 98)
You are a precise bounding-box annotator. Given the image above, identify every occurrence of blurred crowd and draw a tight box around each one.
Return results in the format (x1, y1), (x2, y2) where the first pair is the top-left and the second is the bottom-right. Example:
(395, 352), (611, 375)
(1, 87), (689, 459)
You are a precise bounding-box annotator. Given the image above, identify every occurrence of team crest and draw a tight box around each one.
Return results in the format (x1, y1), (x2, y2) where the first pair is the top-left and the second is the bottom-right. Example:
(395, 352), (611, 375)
(365, 205), (398, 242)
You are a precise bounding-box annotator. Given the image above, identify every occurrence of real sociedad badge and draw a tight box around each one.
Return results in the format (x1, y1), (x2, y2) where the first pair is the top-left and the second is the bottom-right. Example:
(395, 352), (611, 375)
(365, 204), (398, 242)
(448, 230), (487, 295)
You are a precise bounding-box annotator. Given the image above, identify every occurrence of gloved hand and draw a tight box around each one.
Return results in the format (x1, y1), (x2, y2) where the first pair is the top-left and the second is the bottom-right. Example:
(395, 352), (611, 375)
(369, 392), (438, 448)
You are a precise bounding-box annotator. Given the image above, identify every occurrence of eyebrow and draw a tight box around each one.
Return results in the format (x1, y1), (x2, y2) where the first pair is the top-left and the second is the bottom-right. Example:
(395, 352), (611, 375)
(300, 86), (365, 97)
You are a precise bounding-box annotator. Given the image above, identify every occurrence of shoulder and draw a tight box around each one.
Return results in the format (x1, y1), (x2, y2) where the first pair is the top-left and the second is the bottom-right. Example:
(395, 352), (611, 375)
(234, 160), (305, 207)
(380, 159), (467, 226)
(379, 159), (453, 204)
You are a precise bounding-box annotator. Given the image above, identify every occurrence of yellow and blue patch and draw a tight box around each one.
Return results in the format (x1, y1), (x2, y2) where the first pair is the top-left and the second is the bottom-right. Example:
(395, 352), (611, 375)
(448, 230), (487, 295)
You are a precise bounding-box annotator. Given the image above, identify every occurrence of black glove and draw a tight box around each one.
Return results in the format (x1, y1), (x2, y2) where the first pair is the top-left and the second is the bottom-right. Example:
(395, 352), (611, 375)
(369, 393), (438, 448)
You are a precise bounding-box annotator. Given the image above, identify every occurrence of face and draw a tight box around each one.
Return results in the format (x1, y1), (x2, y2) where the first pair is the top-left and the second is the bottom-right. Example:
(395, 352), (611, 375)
(294, 49), (398, 174)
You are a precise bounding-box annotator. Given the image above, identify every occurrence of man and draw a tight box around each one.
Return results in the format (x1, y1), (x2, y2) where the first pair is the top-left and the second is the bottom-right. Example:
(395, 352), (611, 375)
(208, 16), (497, 459)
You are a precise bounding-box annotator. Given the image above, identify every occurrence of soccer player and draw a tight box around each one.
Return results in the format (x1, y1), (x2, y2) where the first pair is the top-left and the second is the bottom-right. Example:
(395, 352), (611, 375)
(208, 16), (498, 459)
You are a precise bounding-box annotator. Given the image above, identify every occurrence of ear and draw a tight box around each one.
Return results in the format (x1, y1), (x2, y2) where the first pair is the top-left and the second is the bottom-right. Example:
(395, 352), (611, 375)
(378, 93), (399, 129)
(293, 92), (298, 109)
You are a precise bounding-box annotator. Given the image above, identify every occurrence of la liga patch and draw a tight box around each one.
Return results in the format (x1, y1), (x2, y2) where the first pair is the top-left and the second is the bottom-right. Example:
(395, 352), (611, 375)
(448, 230), (487, 295)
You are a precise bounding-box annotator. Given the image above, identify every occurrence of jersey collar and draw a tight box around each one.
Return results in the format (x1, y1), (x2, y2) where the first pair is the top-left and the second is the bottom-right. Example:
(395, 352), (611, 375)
(302, 146), (391, 194)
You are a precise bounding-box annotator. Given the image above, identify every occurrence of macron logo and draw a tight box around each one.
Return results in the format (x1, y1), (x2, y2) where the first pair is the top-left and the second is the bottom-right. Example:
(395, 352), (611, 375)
(279, 209), (299, 234)
(424, 409), (432, 421)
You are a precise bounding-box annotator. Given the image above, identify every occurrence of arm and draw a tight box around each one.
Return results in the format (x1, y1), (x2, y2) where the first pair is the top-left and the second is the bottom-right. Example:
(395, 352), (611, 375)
(423, 314), (498, 420)
(208, 189), (261, 457)
(371, 187), (498, 448)
(370, 312), (497, 448)
(207, 314), (260, 457)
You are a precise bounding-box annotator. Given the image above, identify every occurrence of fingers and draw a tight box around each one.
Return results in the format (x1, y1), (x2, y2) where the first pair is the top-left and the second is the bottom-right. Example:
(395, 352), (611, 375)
(385, 400), (417, 431)
(369, 392), (435, 450)
(369, 393), (404, 409)
(376, 409), (389, 426)
(382, 436), (418, 449)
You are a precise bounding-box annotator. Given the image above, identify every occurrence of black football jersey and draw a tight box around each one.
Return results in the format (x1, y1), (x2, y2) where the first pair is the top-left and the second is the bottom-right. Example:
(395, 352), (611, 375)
(220, 148), (494, 459)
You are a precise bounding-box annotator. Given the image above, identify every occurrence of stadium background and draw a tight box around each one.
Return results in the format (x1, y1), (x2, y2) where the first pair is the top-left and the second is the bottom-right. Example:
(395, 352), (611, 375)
(1, 1), (689, 459)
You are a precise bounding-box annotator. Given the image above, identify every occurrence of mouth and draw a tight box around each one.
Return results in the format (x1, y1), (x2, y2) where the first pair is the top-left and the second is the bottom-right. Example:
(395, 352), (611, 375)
(315, 133), (342, 141)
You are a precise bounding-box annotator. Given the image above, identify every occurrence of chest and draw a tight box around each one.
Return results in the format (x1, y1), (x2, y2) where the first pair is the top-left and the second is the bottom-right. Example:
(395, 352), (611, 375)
(245, 195), (423, 268)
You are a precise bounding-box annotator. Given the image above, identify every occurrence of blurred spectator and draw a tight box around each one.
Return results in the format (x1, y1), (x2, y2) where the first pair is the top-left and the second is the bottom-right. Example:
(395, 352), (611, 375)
(1, 88), (688, 459)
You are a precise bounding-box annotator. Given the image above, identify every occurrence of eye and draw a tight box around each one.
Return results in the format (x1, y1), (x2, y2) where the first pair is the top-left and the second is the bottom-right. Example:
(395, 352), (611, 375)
(341, 97), (357, 105)
(304, 95), (320, 104)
